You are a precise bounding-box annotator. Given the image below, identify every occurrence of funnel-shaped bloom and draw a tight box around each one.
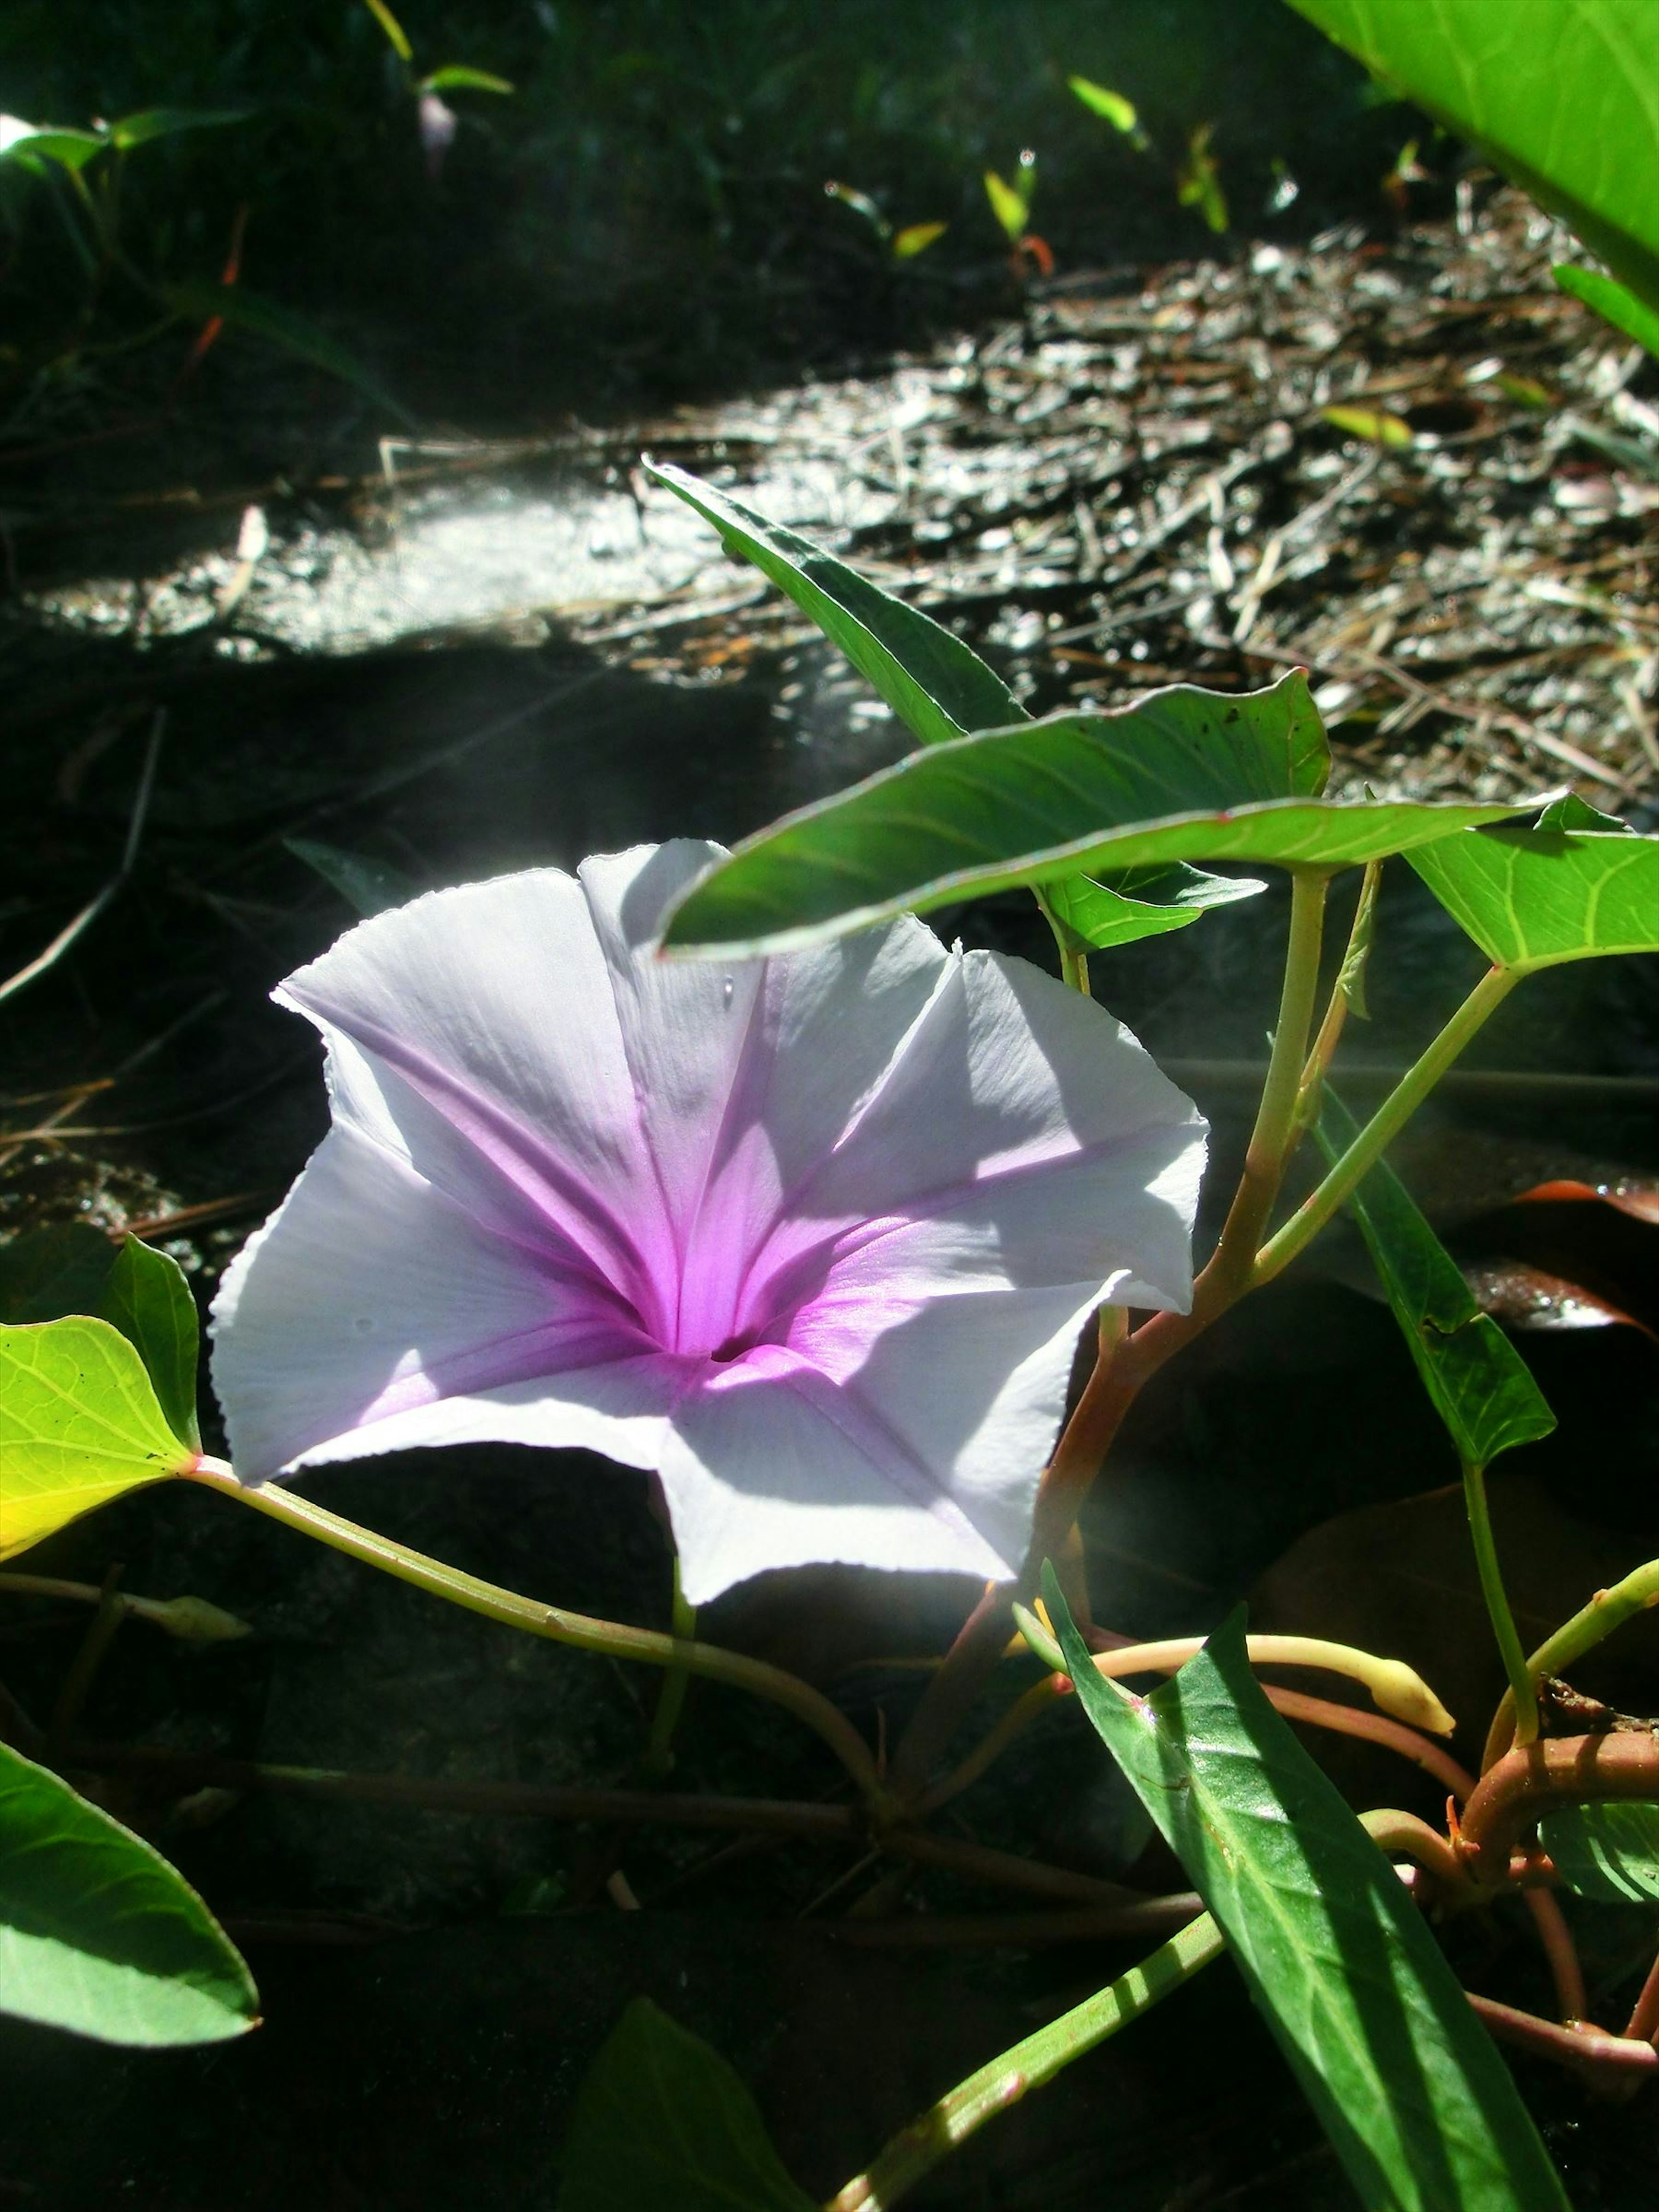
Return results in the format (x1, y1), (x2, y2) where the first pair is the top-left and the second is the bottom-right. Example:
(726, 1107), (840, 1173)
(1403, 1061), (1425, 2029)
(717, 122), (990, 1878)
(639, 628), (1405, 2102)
(211, 843), (1205, 1604)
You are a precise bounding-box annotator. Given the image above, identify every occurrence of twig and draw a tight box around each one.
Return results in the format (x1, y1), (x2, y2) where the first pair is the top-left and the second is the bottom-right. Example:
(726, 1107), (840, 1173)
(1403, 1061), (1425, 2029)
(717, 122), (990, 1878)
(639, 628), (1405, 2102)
(0, 709), (164, 1006)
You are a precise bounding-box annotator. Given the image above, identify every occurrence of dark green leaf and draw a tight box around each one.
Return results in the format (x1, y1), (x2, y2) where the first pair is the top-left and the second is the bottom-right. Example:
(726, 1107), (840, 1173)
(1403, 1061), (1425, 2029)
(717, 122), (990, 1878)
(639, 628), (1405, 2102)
(418, 65), (514, 95)
(106, 108), (251, 149)
(1407, 815), (1659, 972)
(1285, 0), (1659, 318)
(1554, 264), (1659, 356)
(1315, 1091), (1555, 1469)
(163, 282), (415, 425)
(1538, 1802), (1659, 1904)
(0, 1225), (118, 1325)
(1047, 1579), (1570, 2212)
(1046, 861), (1266, 950)
(662, 674), (1533, 957)
(0, 1741), (257, 2045)
(645, 461), (1022, 748)
(558, 1997), (814, 2212)
(0, 1318), (193, 1561)
(97, 1237), (200, 1452)
(286, 837), (417, 917)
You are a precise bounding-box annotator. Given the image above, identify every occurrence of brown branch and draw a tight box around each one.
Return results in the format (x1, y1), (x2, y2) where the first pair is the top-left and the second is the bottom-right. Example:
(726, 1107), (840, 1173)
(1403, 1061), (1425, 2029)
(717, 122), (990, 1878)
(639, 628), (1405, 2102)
(1459, 1732), (1659, 1875)
(61, 1742), (855, 1841)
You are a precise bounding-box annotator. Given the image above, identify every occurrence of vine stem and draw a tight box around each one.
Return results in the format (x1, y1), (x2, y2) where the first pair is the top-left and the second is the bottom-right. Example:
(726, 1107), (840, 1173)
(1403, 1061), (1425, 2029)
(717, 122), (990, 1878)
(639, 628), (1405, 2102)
(1252, 962), (1522, 1287)
(1461, 1457), (1540, 1744)
(181, 1458), (886, 1809)
(1483, 1556), (1659, 1771)
(822, 1912), (1226, 2211)
(1458, 1732), (1659, 1875)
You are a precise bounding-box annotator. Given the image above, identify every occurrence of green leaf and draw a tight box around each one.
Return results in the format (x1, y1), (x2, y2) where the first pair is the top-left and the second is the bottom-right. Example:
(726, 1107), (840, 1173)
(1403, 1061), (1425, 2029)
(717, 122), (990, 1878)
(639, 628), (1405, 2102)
(1539, 1802), (1659, 1904)
(558, 1997), (814, 2212)
(0, 1225), (118, 1326)
(1407, 813), (1659, 973)
(96, 1238), (200, 1453)
(0, 1317), (194, 1562)
(362, 0), (413, 64)
(105, 107), (251, 150)
(0, 116), (106, 173)
(646, 461), (1022, 747)
(286, 836), (418, 917)
(1046, 1579), (1570, 2212)
(1176, 123), (1229, 234)
(892, 219), (947, 260)
(162, 282), (415, 426)
(1046, 861), (1267, 950)
(1554, 262), (1659, 356)
(418, 65), (515, 95)
(1315, 1091), (1555, 1468)
(1068, 76), (1139, 134)
(984, 167), (1029, 244)
(0, 1740), (257, 2045)
(1284, 0), (1659, 319)
(662, 674), (1535, 957)
(1322, 404), (1414, 448)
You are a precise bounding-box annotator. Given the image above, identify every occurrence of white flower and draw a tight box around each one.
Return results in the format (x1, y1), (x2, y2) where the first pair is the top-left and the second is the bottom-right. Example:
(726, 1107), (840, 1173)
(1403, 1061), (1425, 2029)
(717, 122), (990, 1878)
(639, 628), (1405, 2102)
(211, 842), (1205, 1604)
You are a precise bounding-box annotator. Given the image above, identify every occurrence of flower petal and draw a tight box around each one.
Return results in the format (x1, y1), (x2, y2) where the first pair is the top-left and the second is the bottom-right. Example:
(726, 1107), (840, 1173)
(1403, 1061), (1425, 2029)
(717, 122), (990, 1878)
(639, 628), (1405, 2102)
(211, 1119), (680, 1481)
(662, 1316), (1071, 1604)
(741, 949), (1206, 1329)
(276, 866), (674, 1328)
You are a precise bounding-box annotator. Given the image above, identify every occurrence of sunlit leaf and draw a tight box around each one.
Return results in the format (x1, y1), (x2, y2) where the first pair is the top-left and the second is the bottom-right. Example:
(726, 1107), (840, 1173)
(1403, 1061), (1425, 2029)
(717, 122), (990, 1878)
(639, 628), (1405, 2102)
(286, 836), (417, 917)
(1539, 1802), (1659, 1904)
(1315, 1091), (1555, 1468)
(1407, 811), (1659, 973)
(983, 168), (1029, 245)
(892, 219), (947, 260)
(0, 1742), (257, 2046)
(106, 108), (251, 150)
(646, 461), (1022, 747)
(0, 1318), (194, 1562)
(362, 0), (413, 65)
(1047, 1579), (1570, 2212)
(558, 1997), (814, 2212)
(1284, 0), (1659, 318)
(1068, 76), (1139, 135)
(662, 674), (1535, 957)
(1322, 404), (1414, 448)
(1554, 262), (1659, 357)
(97, 1237), (201, 1452)
(1046, 861), (1266, 950)
(0, 116), (105, 173)
(162, 281), (415, 425)
(418, 65), (515, 96)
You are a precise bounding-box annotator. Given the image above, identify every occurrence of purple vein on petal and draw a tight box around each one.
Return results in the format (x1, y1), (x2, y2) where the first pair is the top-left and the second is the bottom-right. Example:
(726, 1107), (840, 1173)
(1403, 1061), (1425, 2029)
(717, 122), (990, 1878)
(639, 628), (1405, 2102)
(291, 988), (665, 1332)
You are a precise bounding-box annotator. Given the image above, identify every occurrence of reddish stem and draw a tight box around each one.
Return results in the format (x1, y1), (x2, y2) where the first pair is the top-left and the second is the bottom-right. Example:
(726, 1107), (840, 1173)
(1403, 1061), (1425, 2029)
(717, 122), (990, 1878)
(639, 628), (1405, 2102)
(1459, 1733), (1659, 1875)
(1625, 1948), (1659, 2047)
(1522, 1889), (1590, 2025)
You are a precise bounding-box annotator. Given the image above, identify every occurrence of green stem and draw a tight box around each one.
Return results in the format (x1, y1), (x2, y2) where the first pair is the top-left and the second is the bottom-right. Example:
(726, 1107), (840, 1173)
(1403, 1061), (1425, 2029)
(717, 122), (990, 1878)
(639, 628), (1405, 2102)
(823, 1913), (1225, 2210)
(1295, 857), (1381, 1125)
(1482, 1556), (1659, 1771)
(1462, 1458), (1540, 1745)
(641, 1557), (697, 1778)
(182, 1458), (885, 1808)
(1253, 963), (1522, 1287)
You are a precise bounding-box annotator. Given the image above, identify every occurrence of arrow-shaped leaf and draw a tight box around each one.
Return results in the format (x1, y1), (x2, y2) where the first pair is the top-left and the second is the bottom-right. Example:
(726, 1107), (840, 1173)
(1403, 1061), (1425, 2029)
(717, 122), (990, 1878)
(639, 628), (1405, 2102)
(1316, 1091), (1555, 1470)
(1407, 813), (1659, 973)
(1047, 1577), (1569, 2212)
(0, 1317), (195, 1562)
(646, 461), (1022, 747)
(558, 1997), (814, 2212)
(662, 675), (1531, 957)
(0, 1741), (258, 2046)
